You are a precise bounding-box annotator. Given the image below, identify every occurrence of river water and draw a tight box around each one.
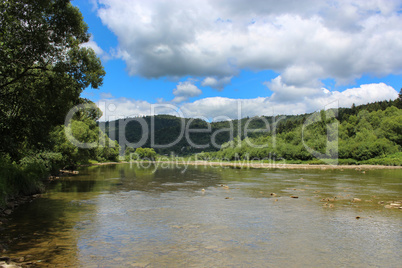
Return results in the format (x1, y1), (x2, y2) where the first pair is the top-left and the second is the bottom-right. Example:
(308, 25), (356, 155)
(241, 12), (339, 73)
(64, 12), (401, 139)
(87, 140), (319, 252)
(1, 163), (401, 267)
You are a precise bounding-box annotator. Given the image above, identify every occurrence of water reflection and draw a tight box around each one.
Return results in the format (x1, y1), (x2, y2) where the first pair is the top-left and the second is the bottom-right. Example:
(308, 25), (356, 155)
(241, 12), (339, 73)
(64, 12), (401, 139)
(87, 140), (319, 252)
(0, 164), (401, 267)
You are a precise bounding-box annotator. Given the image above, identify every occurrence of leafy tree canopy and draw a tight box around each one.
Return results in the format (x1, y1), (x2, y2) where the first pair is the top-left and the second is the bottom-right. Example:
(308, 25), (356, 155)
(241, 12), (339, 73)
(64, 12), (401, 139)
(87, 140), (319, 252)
(0, 0), (105, 159)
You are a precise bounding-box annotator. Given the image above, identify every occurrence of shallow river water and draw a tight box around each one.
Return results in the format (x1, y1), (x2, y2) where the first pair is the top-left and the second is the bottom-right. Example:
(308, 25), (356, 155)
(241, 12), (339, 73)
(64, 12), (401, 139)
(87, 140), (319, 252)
(1, 163), (401, 267)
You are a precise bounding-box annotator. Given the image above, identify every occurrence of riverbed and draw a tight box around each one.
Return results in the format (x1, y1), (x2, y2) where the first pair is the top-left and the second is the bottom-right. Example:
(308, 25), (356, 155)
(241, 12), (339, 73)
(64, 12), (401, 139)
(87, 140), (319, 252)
(1, 164), (401, 267)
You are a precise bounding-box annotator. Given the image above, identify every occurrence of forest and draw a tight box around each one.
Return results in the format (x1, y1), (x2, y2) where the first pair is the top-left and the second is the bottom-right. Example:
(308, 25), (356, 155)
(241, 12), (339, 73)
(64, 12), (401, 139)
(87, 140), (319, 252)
(115, 98), (402, 166)
(199, 101), (402, 165)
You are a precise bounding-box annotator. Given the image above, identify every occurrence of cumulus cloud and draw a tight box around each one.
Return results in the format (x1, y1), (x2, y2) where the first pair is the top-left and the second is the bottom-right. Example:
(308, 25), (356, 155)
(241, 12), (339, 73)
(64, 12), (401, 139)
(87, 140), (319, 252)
(201, 76), (233, 91)
(80, 36), (109, 61)
(95, 0), (402, 88)
(172, 80), (202, 103)
(317, 83), (399, 109)
(264, 76), (324, 103)
(97, 83), (398, 121)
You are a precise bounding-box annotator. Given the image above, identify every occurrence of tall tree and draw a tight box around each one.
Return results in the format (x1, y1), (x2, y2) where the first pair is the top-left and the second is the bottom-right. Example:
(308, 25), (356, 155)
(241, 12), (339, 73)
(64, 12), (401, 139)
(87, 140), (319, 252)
(397, 88), (402, 109)
(0, 0), (105, 159)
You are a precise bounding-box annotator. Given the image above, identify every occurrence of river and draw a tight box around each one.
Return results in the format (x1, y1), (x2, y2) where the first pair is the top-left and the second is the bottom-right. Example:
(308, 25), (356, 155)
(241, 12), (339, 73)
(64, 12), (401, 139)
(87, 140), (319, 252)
(1, 163), (401, 267)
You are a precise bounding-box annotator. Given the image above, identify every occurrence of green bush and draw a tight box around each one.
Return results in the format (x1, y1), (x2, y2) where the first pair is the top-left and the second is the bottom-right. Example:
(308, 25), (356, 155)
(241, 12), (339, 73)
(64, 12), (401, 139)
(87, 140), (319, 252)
(125, 147), (157, 161)
(0, 154), (52, 206)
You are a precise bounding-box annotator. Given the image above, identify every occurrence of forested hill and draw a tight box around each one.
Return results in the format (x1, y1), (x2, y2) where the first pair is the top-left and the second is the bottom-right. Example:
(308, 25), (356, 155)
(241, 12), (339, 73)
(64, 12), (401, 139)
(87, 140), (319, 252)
(100, 96), (401, 159)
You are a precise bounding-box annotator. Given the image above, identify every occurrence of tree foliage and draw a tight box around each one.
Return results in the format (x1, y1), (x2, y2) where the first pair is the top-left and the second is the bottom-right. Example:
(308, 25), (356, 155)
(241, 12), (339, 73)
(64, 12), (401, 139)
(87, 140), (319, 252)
(0, 1), (113, 204)
(0, 0), (105, 159)
(200, 105), (401, 163)
(50, 102), (120, 168)
(125, 147), (157, 161)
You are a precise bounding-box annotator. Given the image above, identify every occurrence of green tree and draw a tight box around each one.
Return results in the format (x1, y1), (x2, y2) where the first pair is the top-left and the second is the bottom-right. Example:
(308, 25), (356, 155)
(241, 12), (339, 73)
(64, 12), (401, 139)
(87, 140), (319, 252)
(50, 103), (120, 168)
(396, 89), (402, 109)
(128, 147), (157, 161)
(0, 0), (105, 159)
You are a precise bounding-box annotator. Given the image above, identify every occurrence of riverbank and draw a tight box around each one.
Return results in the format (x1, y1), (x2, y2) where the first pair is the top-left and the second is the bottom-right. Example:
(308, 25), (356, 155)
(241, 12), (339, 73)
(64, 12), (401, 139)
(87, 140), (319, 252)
(0, 170), (80, 265)
(88, 160), (402, 170)
(0, 170), (81, 238)
(180, 161), (402, 170)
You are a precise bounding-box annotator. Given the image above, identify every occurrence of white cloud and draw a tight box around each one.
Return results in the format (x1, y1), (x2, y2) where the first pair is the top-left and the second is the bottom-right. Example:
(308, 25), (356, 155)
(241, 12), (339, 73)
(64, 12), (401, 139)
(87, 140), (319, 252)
(317, 83), (399, 109)
(97, 83), (399, 121)
(95, 0), (402, 88)
(88, 0), (99, 11)
(80, 36), (110, 60)
(81, 36), (104, 55)
(201, 76), (233, 91)
(172, 80), (202, 103)
(265, 76), (324, 103)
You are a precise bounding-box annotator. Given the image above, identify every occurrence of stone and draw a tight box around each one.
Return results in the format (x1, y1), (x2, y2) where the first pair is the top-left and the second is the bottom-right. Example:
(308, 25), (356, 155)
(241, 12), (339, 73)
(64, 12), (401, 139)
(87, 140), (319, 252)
(4, 209), (12, 215)
(6, 202), (15, 209)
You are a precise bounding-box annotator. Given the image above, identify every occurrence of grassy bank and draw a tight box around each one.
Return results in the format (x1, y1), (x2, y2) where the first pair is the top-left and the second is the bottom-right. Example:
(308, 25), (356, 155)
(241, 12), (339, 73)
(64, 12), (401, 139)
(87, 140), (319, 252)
(0, 160), (44, 208)
(0, 153), (64, 207)
(0, 154), (123, 209)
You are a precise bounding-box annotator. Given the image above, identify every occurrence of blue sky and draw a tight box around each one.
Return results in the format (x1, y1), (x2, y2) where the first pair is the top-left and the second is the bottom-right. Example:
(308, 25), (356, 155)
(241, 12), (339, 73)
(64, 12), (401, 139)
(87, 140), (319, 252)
(74, 0), (402, 121)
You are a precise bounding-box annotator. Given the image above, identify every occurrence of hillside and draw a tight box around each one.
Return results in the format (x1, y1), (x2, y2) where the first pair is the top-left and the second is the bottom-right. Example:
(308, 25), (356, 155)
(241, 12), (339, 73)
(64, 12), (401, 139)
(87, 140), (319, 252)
(100, 98), (401, 163)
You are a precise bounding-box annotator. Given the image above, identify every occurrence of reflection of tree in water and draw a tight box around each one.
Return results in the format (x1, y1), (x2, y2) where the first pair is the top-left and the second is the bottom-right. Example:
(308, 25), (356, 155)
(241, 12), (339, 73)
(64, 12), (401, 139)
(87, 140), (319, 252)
(0, 197), (84, 265)
(51, 178), (97, 193)
(0, 164), (229, 264)
(111, 164), (225, 193)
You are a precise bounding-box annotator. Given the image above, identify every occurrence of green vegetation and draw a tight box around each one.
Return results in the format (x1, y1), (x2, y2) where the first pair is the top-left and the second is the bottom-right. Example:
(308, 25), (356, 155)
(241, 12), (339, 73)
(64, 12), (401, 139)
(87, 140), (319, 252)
(0, 0), (118, 206)
(100, 115), (234, 155)
(199, 102), (402, 165)
(125, 147), (157, 161)
(117, 96), (401, 166)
